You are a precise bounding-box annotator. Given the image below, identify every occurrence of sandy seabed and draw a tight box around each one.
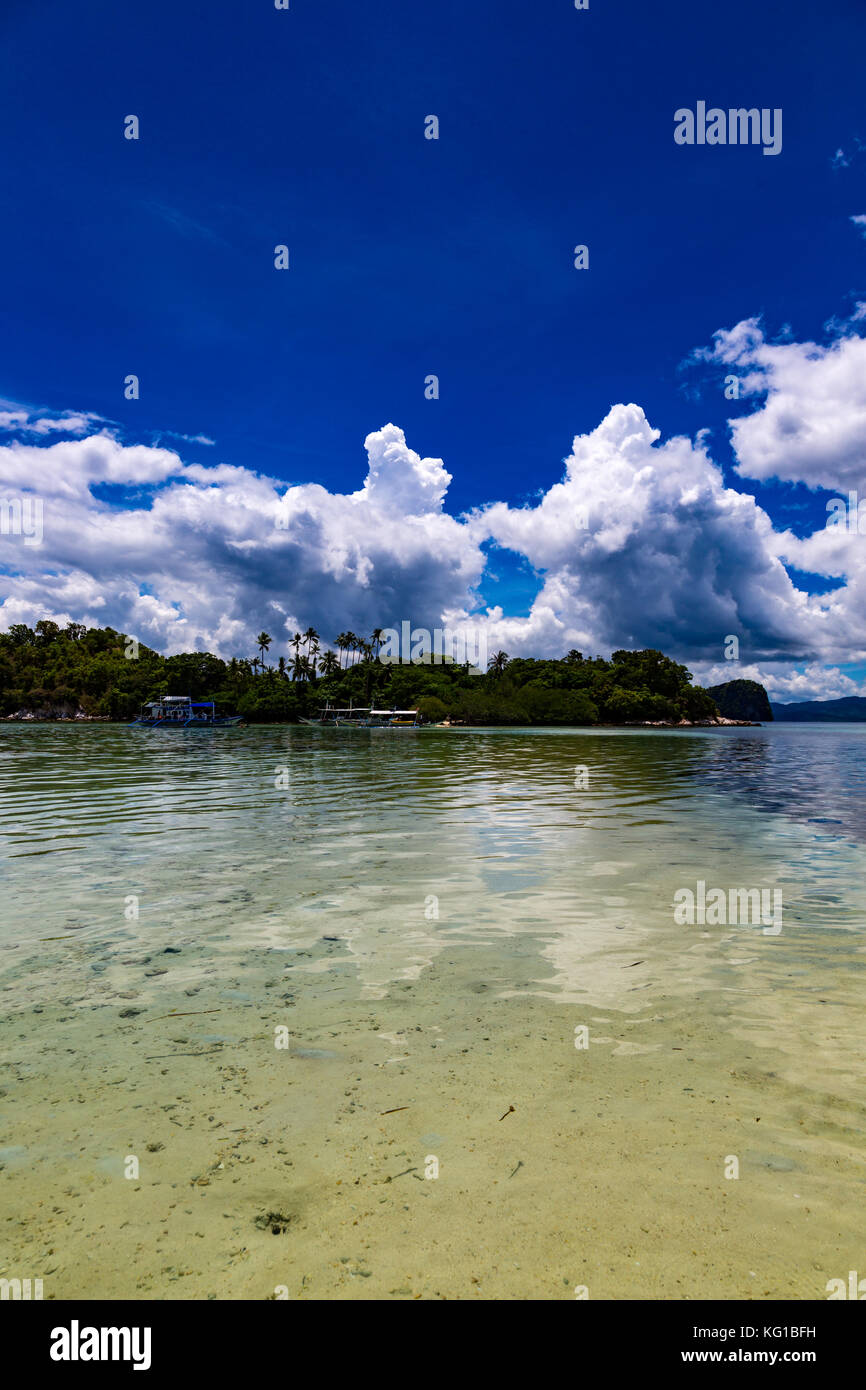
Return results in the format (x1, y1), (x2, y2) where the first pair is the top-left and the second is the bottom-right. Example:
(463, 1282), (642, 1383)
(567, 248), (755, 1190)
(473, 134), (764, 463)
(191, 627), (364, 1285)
(2, 922), (862, 1301)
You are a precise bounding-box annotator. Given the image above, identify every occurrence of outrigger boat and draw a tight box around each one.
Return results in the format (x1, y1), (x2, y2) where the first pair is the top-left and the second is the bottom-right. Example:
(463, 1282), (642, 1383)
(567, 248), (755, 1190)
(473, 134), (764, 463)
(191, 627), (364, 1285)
(299, 704), (422, 729)
(129, 695), (245, 728)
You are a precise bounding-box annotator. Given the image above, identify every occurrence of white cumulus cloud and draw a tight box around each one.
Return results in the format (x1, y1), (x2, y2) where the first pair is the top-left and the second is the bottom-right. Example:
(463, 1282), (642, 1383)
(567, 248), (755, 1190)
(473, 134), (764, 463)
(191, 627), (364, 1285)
(699, 316), (866, 491)
(2, 377), (866, 692)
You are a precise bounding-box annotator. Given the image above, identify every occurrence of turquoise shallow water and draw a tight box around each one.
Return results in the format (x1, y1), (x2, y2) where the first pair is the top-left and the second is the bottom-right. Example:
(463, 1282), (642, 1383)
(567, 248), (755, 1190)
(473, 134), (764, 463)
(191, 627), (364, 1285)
(1, 722), (864, 1299)
(1, 722), (864, 981)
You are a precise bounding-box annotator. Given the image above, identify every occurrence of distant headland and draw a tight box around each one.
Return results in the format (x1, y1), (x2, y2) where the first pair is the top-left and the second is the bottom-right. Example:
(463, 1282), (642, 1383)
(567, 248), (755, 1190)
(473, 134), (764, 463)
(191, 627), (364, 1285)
(772, 695), (866, 722)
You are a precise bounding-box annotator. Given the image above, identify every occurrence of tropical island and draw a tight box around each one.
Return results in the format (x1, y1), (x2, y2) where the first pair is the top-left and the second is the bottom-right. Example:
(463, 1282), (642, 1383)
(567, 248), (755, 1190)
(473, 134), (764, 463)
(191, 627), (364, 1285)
(0, 620), (766, 726)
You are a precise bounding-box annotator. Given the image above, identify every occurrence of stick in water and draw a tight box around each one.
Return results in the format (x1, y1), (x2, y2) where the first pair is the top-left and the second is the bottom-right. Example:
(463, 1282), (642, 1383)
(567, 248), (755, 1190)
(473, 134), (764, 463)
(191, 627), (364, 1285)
(149, 1009), (222, 1021)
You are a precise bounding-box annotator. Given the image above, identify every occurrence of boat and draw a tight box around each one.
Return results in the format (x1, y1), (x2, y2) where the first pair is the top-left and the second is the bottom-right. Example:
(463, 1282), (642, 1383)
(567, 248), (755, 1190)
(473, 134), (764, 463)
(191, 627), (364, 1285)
(364, 709), (422, 728)
(298, 704), (368, 727)
(129, 695), (245, 728)
(299, 704), (422, 729)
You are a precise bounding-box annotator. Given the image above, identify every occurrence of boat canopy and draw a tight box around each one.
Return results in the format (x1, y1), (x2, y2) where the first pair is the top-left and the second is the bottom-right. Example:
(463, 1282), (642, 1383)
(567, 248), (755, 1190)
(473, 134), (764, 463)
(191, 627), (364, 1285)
(131, 693), (242, 728)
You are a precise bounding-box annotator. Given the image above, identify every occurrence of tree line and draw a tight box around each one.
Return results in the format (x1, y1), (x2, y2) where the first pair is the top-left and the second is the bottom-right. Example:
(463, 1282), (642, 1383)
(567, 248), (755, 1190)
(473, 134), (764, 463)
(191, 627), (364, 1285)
(0, 620), (722, 725)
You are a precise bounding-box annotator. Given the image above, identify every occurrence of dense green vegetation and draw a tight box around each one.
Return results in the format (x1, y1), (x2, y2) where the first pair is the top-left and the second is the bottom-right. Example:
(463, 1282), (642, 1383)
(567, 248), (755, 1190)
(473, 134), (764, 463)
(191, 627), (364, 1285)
(707, 679), (773, 722)
(0, 622), (733, 728)
(0, 620), (725, 725)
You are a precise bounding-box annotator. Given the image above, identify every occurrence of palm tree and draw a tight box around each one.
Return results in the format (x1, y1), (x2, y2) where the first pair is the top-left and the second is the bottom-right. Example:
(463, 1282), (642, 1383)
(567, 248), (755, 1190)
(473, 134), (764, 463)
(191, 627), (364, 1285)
(290, 632), (303, 678)
(319, 650), (339, 677)
(334, 633), (347, 669)
(277, 655), (288, 679)
(250, 656), (261, 678)
(370, 628), (385, 662)
(487, 650), (510, 677)
(344, 631), (358, 667)
(256, 631), (272, 671)
(303, 626), (320, 657)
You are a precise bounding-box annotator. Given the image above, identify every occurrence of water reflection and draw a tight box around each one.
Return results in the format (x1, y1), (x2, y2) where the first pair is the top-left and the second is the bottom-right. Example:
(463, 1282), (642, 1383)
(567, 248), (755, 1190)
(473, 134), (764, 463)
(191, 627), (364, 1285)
(1, 724), (864, 1007)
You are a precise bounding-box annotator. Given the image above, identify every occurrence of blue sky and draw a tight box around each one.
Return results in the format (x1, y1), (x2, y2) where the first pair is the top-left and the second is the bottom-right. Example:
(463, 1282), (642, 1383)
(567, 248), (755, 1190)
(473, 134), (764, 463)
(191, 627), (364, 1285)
(1, 0), (866, 699)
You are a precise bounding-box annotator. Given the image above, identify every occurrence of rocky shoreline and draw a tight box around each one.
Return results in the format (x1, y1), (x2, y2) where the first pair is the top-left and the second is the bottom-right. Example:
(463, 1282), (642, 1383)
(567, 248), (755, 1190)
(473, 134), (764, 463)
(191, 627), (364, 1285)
(3, 710), (110, 721)
(626, 716), (760, 728)
(4, 712), (761, 727)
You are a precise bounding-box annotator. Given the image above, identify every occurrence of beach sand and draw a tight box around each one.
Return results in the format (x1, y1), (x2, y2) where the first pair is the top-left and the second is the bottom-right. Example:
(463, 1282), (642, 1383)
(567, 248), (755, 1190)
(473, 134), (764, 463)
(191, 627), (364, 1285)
(2, 923), (862, 1300)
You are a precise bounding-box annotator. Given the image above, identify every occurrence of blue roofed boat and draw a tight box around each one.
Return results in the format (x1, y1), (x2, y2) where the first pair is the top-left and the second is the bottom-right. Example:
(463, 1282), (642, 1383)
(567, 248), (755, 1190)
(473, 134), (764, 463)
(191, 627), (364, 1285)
(129, 695), (245, 728)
